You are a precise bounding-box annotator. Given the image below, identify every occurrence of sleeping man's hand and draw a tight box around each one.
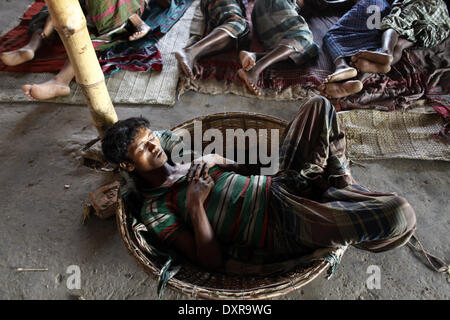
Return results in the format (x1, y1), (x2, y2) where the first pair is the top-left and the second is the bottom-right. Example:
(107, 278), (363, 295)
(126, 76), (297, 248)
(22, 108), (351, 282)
(186, 154), (234, 182)
(185, 174), (221, 269)
(186, 174), (215, 209)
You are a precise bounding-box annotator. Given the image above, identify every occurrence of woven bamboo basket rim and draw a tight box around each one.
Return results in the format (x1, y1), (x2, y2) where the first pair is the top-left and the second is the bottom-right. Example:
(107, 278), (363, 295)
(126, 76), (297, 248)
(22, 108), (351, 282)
(170, 112), (289, 132)
(116, 112), (331, 300)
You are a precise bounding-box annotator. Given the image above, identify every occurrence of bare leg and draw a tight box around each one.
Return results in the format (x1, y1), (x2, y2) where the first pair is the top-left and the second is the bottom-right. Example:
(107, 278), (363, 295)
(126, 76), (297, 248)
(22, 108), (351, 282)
(22, 59), (74, 100)
(128, 14), (151, 41)
(318, 80), (363, 99)
(351, 28), (398, 66)
(1, 15), (55, 66)
(237, 44), (296, 95)
(175, 28), (235, 79)
(324, 57), (357, 83)
(352, 58), (391, 74)
(380, 28), (399, 57)
(0, 31), (43, 66)
(40, 15), (55, 40)
(391, 37), (414, 65)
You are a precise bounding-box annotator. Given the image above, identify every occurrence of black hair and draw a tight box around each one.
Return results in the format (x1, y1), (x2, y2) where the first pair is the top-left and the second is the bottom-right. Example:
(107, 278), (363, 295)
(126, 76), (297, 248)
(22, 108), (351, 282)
(101, 117), (151, 164)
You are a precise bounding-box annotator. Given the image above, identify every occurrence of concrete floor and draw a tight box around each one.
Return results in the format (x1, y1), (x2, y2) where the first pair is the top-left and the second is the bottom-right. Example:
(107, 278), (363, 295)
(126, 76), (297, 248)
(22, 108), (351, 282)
(0, 0), (449, 300)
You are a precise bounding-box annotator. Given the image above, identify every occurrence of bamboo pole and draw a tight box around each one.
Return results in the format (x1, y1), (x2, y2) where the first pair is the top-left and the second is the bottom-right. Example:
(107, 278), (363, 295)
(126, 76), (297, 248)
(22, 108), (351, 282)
(44, 0), (118, 136)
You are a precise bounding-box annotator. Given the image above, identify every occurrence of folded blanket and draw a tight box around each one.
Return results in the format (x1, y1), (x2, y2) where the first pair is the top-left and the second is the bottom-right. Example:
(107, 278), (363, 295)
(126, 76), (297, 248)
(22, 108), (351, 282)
(0, 0), (193, 76)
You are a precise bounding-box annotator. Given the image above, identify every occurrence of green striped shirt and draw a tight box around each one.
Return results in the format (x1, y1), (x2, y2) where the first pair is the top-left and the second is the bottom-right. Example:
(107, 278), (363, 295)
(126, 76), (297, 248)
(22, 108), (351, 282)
(139, 166), (272, 249)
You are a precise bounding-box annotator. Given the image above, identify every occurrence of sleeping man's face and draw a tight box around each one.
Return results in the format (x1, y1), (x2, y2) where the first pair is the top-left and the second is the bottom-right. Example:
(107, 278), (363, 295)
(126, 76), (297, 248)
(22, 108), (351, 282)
(122, 127), (168, 173)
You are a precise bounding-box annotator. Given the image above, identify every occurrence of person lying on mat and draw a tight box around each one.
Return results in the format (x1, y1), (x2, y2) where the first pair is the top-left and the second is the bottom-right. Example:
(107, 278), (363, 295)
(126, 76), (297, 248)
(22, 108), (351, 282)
(237, 0), (357, 96)
(175, 0), (250, 81)
(350, 0), (450, 75)
(319, 0), (450, 99)
(101, 95), (417, 270)
(0, 0), (169, 101)
(318, 0), (393, 99)
(236, 0), (320, 96)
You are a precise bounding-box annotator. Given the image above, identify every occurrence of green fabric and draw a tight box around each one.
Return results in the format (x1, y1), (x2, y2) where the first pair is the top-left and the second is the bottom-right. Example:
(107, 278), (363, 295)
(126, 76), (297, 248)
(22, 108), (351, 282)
(139, 166), (272, 248)
(85, 0), (146, 36)
(380, 0), (450, 47)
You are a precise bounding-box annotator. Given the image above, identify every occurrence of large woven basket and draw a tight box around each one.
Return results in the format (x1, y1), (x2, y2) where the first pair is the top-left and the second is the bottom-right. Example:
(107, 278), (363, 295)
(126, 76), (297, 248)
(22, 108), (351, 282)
(116, 112), (330, 300)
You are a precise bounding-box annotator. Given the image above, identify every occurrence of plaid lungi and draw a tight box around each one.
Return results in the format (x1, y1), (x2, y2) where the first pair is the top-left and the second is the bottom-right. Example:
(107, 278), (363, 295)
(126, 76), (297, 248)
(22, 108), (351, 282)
(201, 0), (249, 38)
(268, 96), (417, 255)
(323, 0), (392, 61)
(252, 0), (318, 63)
(381, 0), (450, 48)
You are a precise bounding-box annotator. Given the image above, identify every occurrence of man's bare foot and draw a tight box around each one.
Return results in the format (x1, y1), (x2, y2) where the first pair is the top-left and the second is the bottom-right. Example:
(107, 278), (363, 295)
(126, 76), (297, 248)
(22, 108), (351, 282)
(239, 50), (257, 71)
(318, 80), (363, 99)
(0, 48), (35, 66)
(237, 68), (261, 96)
(22, 79), (71, 100)
(351, 50), (393, 65)
(324, 66), (357, 83)
(128, 14), (151, 41)
(175, 49), (197, 79)
(352, 58), (391, 74)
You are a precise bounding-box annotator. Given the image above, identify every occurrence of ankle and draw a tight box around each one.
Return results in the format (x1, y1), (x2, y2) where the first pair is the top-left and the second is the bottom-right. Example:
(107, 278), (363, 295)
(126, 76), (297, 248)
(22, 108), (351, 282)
(128, 13), (144, 27)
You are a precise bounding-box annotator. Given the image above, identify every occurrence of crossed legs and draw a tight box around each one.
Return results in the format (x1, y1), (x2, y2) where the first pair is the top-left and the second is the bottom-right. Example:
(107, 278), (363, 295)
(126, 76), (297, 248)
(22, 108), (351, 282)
(237, 44), (298, 96)
(175, 28), (236, 80)
(318, 57), (363, 99)
(319, 29), (414, 99)
(237, 41), (318, 96)
(351, 28), (414, 73)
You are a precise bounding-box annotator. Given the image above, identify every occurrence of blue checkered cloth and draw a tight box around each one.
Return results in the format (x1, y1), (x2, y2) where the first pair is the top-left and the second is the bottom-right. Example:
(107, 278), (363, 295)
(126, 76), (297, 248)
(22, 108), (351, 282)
(323, 0), (392, 62)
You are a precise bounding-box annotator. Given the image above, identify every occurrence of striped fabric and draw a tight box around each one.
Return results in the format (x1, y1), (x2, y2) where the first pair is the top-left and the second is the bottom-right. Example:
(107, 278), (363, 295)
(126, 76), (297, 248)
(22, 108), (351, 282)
(85, 0), (146, 35)
(381, 0), (450, 48)
(137, 97), (416, 262)
(267, 96), (417, 255)
(200, 0), (249, 38)
(252, 0), (318, 60)
(139, 166), (272, 248)
(323, 0), (392, 61)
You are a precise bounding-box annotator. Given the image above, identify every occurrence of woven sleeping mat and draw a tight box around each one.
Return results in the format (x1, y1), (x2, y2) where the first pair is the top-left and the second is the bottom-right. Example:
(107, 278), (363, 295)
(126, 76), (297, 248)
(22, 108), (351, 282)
(338, 110), (449, 161)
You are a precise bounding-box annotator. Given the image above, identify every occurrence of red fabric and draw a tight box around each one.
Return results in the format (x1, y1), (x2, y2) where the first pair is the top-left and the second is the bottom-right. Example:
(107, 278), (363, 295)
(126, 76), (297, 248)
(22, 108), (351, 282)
(0, 1), (67, 73)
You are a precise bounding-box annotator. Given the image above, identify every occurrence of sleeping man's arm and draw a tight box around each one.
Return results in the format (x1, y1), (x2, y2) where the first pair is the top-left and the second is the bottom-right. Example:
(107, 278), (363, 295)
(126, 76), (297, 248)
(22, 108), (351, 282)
(171, 174), (222, 270)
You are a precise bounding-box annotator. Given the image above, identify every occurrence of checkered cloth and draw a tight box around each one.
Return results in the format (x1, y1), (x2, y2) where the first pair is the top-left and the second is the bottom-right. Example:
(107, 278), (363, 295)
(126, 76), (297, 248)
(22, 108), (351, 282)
(381, 0), (450, 48)
(268, 96), (417, 256)
(323, 0), (392, 61)
(200, 0), (249, 38)
(251, 0), (318, 63)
